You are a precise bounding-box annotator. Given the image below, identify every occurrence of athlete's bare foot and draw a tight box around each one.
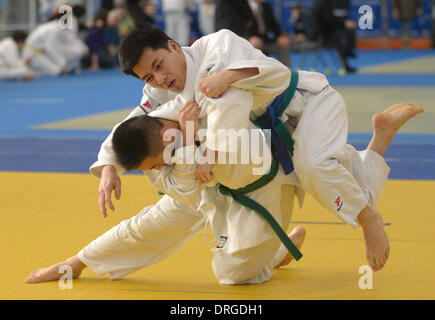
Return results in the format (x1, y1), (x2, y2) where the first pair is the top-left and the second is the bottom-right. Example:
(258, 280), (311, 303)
(274, 226), (306, 268)
(369, 103), (424, 157)
(24, 256), (86, 284)
(358, 206), (390, 272)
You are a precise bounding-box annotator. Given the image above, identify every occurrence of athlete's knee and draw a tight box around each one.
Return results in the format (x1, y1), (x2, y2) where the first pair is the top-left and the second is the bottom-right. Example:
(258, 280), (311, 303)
(293, 151), (326, 178)
(212, 241), (278, 285)
(212, 260), (271, 285)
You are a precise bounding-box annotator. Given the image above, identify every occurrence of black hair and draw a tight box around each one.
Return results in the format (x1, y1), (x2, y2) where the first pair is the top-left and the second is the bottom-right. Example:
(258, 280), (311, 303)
(94, 9), (108, 25)
(50, 4), (86, 21)
(72, 5), (86, 18)
(112, 115), (164, 171)
(119, 24), (174, 78)
(11, 30), (27, 43)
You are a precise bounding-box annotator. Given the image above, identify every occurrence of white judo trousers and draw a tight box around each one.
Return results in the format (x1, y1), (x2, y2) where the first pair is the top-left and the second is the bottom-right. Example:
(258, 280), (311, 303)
(288, 85), (390, 228)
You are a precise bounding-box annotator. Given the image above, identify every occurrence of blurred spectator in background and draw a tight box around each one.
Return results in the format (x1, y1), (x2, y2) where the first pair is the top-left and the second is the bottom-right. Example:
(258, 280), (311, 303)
(126, 0), (156, 29)
(162, 0), (191, 46)
(197, 0), (215, 36)
(22, 5), (89, 76)
(0, 31), (34, 81)
(101, 0), (116, 11)
(292, 4), (307, 42)
(82, 10), (116, 71)
(215, 0), (291, 66)
(290, 3), (319, 52)
(392, 0), (423, 49)
(115, 1), (135, 38)
(215, 0), (253, 39)
(247, 0), (291, 66)
(105, 8), (122, 65)
(38, 0), (57, 22)
(142, 1), (158, 25)
(311, 0), (357, 73)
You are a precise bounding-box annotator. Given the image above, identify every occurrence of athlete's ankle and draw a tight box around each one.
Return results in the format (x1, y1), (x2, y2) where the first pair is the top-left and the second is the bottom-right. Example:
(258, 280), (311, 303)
(357, 206), (379, 229)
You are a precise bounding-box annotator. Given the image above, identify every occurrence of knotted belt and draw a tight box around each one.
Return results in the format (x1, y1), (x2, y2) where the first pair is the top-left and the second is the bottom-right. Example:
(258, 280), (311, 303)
(217, 69), (302, 261)
(253, 68), (299, 175)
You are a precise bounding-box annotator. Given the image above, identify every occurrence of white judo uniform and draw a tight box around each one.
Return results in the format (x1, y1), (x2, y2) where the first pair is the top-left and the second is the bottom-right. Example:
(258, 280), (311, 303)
(79, 30), (390, 284)
(0, 37), (32, 80)
(22, 20), (87, 76)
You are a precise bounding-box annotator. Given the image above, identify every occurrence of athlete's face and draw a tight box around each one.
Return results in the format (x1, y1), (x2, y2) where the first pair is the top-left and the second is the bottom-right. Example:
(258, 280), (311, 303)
(135, 118), (181, 171)
(136, 152), (165, 171)
(132, 40), (187, 93)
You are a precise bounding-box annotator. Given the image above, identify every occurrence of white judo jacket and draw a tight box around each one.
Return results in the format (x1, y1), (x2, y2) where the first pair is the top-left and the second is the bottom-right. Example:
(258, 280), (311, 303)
(0, 37), (31, 80)
(90, 29), (297, 186)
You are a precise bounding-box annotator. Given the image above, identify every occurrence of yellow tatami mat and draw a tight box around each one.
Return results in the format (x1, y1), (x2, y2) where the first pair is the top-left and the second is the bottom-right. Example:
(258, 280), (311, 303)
(1, 172), (434, 300)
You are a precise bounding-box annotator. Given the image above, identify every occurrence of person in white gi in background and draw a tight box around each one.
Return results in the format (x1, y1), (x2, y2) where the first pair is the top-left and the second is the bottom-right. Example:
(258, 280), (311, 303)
(0, 31), (34, 81)
(22, 7), (88, 77)
(24, 26), (423, 284)
(162, 0), (192, 46)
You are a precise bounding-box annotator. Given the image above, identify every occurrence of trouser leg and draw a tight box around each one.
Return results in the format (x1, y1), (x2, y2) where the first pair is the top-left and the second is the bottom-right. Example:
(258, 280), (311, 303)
(212, 237), (281, 285)
(212, 185), (296, 284)
(291, 86), (370, 228)
(28, 54), (63, 76)
(77, 195), (203, 279)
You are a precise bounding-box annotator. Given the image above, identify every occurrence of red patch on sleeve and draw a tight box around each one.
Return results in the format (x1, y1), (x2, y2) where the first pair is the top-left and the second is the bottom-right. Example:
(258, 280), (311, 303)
(142, 101), (152, 109)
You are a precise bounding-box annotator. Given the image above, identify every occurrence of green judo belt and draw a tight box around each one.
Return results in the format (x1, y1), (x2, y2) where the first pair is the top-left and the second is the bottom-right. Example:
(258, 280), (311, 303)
(217, 69), (302, 261)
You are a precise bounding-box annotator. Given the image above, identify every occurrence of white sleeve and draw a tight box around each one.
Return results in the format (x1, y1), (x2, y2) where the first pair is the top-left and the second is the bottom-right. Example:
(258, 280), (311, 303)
(199, 87), (253, 153)
(199, 29), (291, 101)
(227, 57), (291, 102)
(145, 145), (204, 204)
(88, 90), (181, 178)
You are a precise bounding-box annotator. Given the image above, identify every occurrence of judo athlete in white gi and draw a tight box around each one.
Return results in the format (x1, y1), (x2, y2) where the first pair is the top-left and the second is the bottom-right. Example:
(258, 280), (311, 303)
(22, 15), (88, 77)
(25, 26), (423, 284)
(0, 31), (34, 81)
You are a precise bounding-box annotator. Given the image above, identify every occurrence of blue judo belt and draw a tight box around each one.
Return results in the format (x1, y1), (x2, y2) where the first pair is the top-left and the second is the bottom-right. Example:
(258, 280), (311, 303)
(253, 68), (299, 175)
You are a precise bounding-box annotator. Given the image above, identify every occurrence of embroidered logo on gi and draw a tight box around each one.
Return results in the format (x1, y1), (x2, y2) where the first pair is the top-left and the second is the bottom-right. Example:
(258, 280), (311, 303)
(216, 236), (228, 249)
(142, 101), (152, 110)
(335, 196), (343, 212)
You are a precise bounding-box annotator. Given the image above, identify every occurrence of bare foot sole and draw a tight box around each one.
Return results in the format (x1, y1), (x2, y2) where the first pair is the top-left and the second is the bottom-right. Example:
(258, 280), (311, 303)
(372, 102), (424, 139)
(274, 226), (306, 269)
(25, 259), (83, 284)
(362, 210), (390, 272)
